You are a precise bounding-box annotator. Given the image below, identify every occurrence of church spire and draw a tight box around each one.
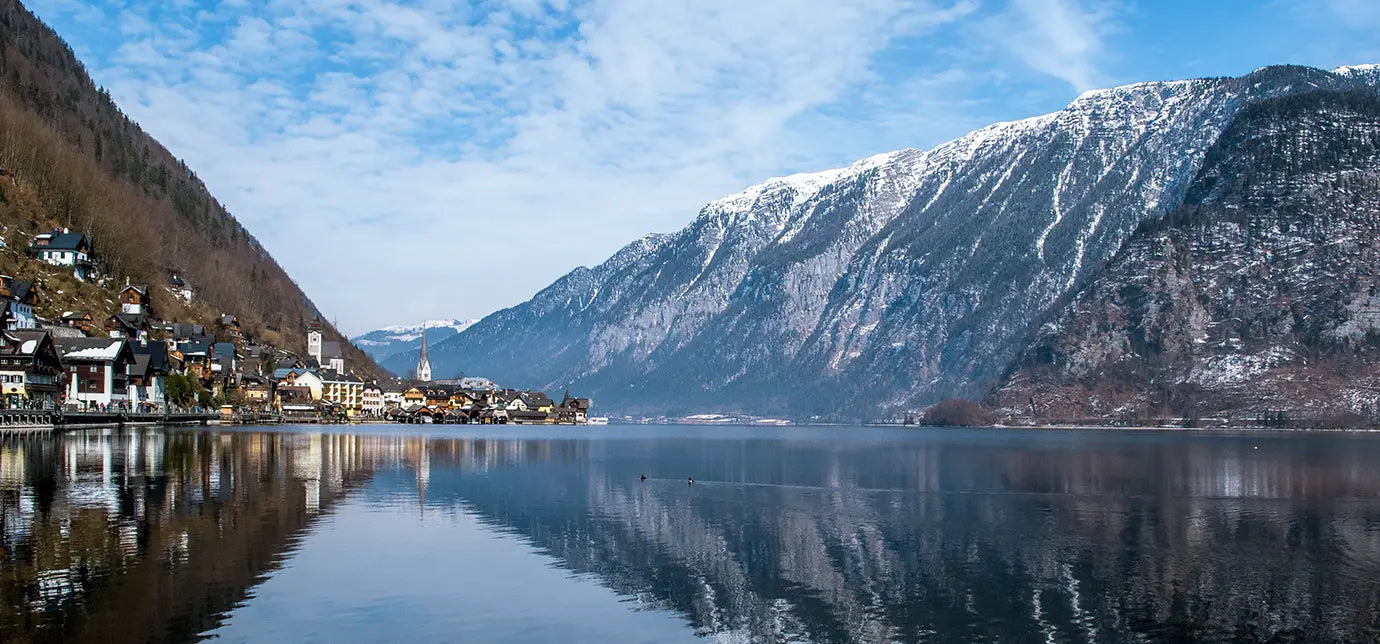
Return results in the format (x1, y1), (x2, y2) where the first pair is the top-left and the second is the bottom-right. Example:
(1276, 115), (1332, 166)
(416, 327), (432, 382)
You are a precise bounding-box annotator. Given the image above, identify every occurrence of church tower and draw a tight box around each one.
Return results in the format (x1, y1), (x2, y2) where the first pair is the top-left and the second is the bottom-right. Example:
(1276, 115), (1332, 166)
(416, 328), (432, 382)
(307, 320), (323, 364)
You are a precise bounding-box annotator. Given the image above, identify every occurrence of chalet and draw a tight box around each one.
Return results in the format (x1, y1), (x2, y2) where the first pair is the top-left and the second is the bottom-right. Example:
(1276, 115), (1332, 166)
(105, 312), (147, 340)
(178, 339), (213, 380)
(59, 311), (96, 334)
(129, 340), (170, 408)
(556, 394), (591, 424)
(55, 336), (135, 409)
(424, 386), (453, 409)
(219, 314), (242, 340)
(170, 272), (194, 302)
(521, 391), (555, 414)
(383, 390), (405, 409)
(274, 367), (323, 401)
(0, 330), (63, 408)
(241, 374), (274, 408)
(29, 229), (94, 279)
(275, 385), (313, 411)
(120, 282), (150, 315)
(211, 342), (238, 379)
(0, 277), (38, 329)
(403, 387), (426, 407)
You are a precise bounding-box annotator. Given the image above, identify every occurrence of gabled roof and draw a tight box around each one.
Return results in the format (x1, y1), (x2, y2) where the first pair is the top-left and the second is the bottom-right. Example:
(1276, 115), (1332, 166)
(131, 341), (170, 372)
(121, 284), (148, 296)
(179, 339), (212, 356)
(60, 310), (92, 321)
(31, 230), (90, 252)
(8, 279), (35, 305)
(55, 336), (131, 363)
(212, 342), (237, 358)
(2, 329), (54, 358)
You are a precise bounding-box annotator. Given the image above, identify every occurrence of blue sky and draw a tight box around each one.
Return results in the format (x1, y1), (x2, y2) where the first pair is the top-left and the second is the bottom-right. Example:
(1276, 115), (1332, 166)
(26, 0), (1380, 334)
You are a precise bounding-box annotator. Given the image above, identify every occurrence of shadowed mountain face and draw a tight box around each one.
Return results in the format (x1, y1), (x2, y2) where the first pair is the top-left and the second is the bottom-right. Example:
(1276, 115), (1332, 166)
(410, 65), (1380, 419)
(994, 89), (1380, 424)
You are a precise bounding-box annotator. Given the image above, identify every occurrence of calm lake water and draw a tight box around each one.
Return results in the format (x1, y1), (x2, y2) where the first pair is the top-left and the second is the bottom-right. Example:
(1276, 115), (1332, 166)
(3, 424), (1380, 643)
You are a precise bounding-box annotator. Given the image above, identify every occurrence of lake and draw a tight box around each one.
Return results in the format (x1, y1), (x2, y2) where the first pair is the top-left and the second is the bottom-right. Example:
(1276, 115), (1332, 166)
(2, 424), (1380, 642)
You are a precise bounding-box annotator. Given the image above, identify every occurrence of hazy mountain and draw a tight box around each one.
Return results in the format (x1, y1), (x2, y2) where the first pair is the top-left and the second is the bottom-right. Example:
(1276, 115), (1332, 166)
(410, 64), (1380, 419)
(355, 319), (478, 366)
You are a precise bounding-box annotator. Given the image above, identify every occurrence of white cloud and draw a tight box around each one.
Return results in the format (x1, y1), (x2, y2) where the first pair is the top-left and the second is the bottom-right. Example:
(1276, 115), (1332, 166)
(988, 0), (1115, 92)
(24, 0), (1098, 334)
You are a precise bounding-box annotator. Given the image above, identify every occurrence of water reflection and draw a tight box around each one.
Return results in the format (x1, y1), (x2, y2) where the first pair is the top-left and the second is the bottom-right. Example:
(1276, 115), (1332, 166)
(4, 427), (1380, 642)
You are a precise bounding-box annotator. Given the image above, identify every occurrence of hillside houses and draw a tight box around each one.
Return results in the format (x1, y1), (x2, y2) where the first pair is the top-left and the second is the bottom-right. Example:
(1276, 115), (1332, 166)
(28, 228), (94, 280)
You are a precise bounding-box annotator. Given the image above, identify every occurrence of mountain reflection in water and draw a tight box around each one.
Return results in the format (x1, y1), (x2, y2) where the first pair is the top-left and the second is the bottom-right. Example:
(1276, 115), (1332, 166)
(3, 426), (1380, 643)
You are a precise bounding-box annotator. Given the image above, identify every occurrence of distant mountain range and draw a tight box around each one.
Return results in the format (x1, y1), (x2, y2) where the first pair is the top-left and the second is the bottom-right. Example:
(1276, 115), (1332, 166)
(353, 319), (478, 369)
(383, 64), (1380, 422)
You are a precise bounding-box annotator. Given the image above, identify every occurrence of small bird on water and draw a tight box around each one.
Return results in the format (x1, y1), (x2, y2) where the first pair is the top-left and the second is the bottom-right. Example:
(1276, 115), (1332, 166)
(640, 473), (647, 481)
(688, 477), (694, 485)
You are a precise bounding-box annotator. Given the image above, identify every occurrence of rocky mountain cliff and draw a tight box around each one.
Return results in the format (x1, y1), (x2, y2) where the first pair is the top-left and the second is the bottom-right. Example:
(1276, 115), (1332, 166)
(993, 88), (1380, 426)
(414, 65), (1380, 419)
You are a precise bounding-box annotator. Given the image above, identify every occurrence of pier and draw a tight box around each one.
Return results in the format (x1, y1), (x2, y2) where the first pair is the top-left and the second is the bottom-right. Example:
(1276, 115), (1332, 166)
(0, 408), (217, 433)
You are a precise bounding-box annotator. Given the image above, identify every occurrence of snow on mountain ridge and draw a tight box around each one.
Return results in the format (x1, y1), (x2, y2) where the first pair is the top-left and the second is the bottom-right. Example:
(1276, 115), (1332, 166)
(417, 65), (1380, 416)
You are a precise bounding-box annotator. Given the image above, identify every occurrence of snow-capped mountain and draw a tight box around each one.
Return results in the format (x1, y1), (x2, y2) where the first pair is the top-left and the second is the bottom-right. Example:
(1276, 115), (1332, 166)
(410, 65), (1380, 419)
(352, 319), (478, 365)
(994, 87), (1380, 424)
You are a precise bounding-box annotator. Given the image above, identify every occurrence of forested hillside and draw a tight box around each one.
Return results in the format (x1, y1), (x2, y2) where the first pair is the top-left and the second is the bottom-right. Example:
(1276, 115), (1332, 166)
(0, 0), (377, 373)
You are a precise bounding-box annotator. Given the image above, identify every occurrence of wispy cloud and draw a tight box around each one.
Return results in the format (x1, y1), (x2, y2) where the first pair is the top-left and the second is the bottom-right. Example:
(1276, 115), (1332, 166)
(32, 0), (1017, 333)
(988, 0), (1117, 92)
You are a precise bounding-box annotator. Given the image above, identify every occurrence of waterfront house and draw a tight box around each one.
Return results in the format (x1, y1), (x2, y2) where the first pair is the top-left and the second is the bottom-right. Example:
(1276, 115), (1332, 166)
(29, 229), (94, 279)
(212, 342), (238, 383)
(242, 374), (274, 408)
(403, 387), (426, 407)
(383, 390), (405, 409)
(424, 387), (453, 409)
(521, 391), (555, 414)
(1, 277), (38, 329)
(55, 336), (134, 409)
(363, 383), (384, 416)
(321, 370), (364, 416)
(275, 367), (323, 401)
(556, 394), (591, 424)
(128, 340), (170, 408)
(0, 329), (63, 408)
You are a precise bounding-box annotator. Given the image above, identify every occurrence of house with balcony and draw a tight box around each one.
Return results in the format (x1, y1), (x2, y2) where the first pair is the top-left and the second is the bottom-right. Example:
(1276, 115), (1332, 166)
(0, 329), (63, 408)
(55, 336), (134, 409)
(29, 229), (95, 279)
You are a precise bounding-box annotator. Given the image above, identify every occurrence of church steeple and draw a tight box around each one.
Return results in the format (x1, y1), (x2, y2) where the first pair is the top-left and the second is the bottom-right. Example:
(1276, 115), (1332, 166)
(416, 327), (432, 382)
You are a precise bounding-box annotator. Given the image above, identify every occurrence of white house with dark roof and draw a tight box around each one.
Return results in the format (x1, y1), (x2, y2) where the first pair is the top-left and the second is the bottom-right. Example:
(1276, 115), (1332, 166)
(29, 229), (94, 279)
(55, 336), (135, 409)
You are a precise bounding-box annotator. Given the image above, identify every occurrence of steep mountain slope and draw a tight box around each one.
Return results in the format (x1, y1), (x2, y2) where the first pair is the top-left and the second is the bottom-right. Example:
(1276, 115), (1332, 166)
(356, 319), (477, 366)
(993, 89), (1380, 425)
(418, 65), (1379, 418)
(0, 0), (374, 371)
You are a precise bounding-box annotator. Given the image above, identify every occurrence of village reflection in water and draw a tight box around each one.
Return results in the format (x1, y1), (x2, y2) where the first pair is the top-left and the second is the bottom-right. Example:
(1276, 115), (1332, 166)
(4, 427), (1380, 642)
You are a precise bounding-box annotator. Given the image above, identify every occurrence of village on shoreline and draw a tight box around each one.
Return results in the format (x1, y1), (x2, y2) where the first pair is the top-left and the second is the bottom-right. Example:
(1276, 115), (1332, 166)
(1, 228), (596, 429)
